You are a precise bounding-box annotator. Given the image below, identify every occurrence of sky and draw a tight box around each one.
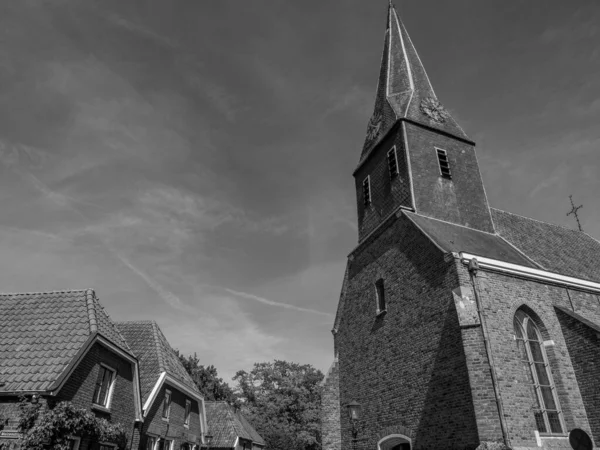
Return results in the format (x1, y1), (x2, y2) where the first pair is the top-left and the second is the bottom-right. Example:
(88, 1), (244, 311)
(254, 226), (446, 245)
(0, 0), (599, 383)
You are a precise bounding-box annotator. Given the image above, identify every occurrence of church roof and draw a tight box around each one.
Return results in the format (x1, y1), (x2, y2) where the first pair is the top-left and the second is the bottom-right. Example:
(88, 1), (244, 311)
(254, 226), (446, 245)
(0, 289), (131, 393)
(116, 320), (199, 403)
(360, 3), (471, 162)
(491, 208), (600, 283)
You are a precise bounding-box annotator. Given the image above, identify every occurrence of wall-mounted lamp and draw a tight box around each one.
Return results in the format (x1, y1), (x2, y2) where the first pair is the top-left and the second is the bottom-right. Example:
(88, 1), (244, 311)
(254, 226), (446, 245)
(346, 401), (362, 449)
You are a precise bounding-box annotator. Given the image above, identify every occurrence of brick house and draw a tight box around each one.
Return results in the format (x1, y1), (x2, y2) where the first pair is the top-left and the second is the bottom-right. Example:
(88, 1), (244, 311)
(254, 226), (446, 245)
(324, 3), (600, 450)
(0, 289), (142, 450)
(204, 401), (265, 450)
(116, 321), (209, 450)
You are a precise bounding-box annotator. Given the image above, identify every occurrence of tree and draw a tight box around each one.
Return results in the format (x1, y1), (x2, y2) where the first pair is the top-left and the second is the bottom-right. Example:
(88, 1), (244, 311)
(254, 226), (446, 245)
(233, 360), (324, 450)
(177, 352), (238, 406)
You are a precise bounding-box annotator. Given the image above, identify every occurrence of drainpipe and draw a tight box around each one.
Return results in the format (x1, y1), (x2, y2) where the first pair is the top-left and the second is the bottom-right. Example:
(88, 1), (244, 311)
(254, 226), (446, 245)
(467, 258), (511, 448)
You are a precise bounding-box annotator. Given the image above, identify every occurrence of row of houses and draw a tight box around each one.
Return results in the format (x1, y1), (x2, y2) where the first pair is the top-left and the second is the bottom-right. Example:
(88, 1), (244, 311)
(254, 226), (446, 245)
(0, 289), (264, 450)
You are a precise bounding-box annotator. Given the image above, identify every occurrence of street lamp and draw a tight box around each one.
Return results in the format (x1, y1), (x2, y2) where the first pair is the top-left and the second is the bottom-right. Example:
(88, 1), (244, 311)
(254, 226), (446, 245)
(346, 401), (362, 449)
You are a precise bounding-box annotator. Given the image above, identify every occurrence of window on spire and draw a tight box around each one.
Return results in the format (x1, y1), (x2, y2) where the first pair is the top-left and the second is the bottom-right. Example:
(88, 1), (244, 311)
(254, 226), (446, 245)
(375, 279), (386, 313)
(387, 147), (399, 179)
(363, 176), (371, 207)
(436, 148), (451, 179)
(514, 310), (564, 435)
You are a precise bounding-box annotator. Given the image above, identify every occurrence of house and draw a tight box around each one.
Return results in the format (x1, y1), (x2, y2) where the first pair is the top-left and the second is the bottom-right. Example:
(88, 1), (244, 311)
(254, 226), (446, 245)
(116, 321), (209, 450)
(324, 3), (600, 450)
(0, 289), (142, 450)
(204, 402), (265, 450)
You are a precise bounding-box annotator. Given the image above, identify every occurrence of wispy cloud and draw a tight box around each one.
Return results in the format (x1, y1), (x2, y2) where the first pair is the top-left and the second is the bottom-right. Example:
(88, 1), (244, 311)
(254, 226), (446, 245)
(224, 288), (334, 317)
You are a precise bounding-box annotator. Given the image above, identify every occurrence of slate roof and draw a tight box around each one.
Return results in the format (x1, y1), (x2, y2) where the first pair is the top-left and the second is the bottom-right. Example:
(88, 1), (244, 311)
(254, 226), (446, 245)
(205, 402), (265, 449)
(116, 321), (199, 403)
(403, 211), (537, 268)
(491, 208), (600, 283)
(0, 289), (131, 393)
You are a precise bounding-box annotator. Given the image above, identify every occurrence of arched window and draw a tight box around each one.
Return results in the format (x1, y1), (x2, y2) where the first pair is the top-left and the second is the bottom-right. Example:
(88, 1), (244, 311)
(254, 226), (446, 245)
(514, 310), (564, 435)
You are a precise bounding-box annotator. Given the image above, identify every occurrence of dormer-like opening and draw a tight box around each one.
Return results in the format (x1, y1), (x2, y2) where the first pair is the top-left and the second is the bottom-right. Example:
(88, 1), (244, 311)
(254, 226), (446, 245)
(436, 148), (451, 179)
(387, 146), (399, 179)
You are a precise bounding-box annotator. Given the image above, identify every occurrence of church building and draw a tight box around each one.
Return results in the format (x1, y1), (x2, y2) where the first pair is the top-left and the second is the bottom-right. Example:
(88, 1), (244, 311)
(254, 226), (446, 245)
(321, 3), (600, 450)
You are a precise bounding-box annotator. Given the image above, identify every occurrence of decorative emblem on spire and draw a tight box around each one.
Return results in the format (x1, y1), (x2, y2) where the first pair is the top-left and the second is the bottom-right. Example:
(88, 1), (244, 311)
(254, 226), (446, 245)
(420, 97), (449, 123)
(366, 112), (383, 144)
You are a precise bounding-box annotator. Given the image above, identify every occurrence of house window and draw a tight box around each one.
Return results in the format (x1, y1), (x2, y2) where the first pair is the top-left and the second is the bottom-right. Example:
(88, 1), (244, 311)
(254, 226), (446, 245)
(436, 148), (451, 179)
(362, 176), (371, 207)
(387, 147), (399, 179)
(514, 310), (564, 435)
(146, 436), (156, 450)
(184, 399), (192, 427)
(92, 365), (115, 408)
(375, 279), (386, 313)
(157, 439), (173, 450)
(162, 389), (172, 420)
(66, 437), (81, 450)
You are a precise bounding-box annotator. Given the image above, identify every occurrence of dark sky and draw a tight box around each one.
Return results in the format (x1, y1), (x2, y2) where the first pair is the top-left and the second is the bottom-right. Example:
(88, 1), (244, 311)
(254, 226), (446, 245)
(0, 0), (598, 381)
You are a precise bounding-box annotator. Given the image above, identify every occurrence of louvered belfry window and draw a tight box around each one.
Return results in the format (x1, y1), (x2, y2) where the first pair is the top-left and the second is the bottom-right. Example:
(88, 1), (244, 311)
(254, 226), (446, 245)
(514, 310), (564, 435)
(363, 176), (371, 207)
(387, 147), (399, 179)
(436, 148), (451, 179)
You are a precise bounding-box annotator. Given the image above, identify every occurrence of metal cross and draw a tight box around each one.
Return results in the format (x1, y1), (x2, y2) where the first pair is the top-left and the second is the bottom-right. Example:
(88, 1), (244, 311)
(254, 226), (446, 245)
(567, 195), (584, 232)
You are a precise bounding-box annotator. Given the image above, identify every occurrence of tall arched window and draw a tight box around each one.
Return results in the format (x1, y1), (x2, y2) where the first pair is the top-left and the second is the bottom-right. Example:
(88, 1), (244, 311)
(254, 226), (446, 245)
(514, 310), (564, 435)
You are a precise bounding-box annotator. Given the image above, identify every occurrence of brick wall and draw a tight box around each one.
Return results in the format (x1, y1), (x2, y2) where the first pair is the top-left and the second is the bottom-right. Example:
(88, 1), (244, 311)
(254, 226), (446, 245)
(56, 341), (138, 449)
(321, 360), (341, 450)
(468, 267), (598, 449)
(355, 123), (413, 242)
(556, 308), (600, 445)
(404, 122), (494, 233)
(142, 383), (203, 449)
(337, 214), (479, 450)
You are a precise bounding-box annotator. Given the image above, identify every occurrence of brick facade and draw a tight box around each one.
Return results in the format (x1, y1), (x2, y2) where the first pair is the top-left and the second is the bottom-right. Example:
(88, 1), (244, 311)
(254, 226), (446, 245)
(321, 360), (341, 450)
(141, 383), (203, 449)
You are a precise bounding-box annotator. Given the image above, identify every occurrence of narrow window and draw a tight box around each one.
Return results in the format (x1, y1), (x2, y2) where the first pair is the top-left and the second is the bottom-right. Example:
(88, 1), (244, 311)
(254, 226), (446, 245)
(387, 147), (399, 179)
(436, 148), (451, 179)
(184, 399), (192, 427)
(162, 389), (172, 420)
(146, 436), (156, 450)
(362, 176), (371, 207)
(514, 310), (564, 435)
(66, 437), (81, 450)
(375, 279), (386, 313)
(92, 365), (115, 408)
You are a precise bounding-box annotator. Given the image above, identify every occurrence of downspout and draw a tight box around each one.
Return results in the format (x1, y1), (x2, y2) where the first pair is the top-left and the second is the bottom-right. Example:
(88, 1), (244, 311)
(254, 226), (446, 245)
(467, 258), (511, 448)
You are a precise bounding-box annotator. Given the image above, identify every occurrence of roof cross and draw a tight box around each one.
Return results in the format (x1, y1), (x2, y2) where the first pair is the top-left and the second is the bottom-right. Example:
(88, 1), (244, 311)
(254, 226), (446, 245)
(567, 195), (584, 232)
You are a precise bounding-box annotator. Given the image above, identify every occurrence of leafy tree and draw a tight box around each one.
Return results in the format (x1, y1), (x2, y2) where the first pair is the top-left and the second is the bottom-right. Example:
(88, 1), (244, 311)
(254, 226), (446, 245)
(177, 352), (238, 406)
(17, 397), (127, 450)
(233, 360), (324, 450)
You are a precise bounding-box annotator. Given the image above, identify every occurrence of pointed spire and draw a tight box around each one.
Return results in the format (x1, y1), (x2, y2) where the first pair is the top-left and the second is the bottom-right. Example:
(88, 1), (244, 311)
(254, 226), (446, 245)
(360, 4), (471, 160)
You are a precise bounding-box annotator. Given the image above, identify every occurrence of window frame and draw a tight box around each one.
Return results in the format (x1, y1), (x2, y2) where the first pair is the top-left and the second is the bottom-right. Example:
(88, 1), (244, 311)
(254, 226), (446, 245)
(375, 279), (386, 314)
(92, 363), (116, 410)
(387, 146), (399, 179)
(145, 436), (157, 450)
(435, 147), (452, 179)
(514, 311), (566, 436)
(362, 176), (371, 207)
(162, 389), (172, 421)
(66, 436), (81, 450)
(184, 399), (192, 427)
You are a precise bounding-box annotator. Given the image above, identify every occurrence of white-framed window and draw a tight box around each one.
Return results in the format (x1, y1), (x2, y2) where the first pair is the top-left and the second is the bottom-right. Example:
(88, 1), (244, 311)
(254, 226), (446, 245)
(387, 146), (399, 179)
(66, 437), (81, 450)
(375, 279), (386, 313)
(514, 310), (565, 435)
(435, 148), (451, 179)
(92, 364), (116, 408)
(162, 389), (172, 420)
(157, 438), (173, 450)
(184, 399), (192, 427)
(362, 176), (371, 207)
(145, 436), (157, 450)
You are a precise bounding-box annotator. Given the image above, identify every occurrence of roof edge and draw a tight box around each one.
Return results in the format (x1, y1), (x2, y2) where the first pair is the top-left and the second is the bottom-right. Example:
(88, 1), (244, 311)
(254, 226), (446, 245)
(85, 288), (98, 333)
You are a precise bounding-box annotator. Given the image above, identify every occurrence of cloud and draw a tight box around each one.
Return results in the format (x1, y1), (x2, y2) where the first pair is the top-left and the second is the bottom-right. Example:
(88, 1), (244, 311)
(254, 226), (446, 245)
(224, 288), (334, 318)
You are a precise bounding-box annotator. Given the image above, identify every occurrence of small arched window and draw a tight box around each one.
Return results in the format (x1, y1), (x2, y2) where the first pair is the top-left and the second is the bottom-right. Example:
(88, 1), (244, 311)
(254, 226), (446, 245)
(514, 310), (564, 435)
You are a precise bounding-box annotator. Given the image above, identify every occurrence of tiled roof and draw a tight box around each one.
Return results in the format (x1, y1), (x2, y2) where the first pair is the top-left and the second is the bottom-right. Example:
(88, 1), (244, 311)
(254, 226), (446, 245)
(0, 289), (131, 393)
(491, 208), (600, 283)
(205, 402), (265, 448)
(116, 321), (199, 403)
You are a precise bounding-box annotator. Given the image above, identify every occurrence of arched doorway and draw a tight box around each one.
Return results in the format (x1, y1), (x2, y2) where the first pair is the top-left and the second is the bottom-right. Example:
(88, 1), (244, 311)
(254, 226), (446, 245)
(378, 434), (411, 450)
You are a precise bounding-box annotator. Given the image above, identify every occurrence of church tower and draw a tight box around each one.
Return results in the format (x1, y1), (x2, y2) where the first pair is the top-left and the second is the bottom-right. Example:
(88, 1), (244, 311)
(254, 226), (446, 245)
(354, 3), (494, 241)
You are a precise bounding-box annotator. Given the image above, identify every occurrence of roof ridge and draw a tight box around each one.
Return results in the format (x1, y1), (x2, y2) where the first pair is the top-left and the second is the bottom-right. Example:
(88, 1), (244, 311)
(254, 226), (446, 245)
(85, 288), (98, 333)
(0, 288), (90, 297)
(405, 210), (498, 236)
(114, 320), (155, 325)
(92, 294), (133, 353)
(491, 207), (586, 235)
